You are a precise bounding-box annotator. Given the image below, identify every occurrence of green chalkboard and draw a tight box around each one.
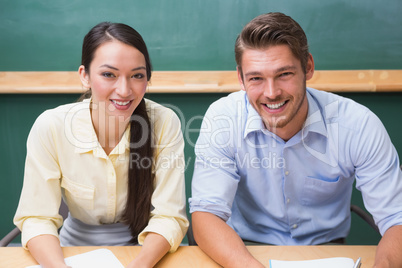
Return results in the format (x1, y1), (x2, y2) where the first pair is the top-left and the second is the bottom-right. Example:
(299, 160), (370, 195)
(1, 0), (402, 71)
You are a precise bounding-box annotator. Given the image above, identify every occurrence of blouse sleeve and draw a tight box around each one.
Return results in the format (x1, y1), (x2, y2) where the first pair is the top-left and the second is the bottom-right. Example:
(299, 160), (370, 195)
(13, 110), (64, 249)
(137, 104), (189, 252)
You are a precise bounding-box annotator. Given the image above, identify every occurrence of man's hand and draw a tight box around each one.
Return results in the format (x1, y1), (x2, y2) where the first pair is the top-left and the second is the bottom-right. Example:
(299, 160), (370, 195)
(192, 211), (265, 268)
(374, 225), (402, 268)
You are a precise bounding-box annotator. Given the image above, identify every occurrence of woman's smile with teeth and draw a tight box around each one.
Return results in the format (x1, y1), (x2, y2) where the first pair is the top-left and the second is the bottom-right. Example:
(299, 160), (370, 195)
(265, 101), (286, 109)
(111, 100), (131, 105)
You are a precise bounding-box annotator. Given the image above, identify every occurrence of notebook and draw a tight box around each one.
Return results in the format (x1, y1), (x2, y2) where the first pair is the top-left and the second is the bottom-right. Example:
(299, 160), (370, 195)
(26, 248), (124, 268)
(269, 257), (355, 268)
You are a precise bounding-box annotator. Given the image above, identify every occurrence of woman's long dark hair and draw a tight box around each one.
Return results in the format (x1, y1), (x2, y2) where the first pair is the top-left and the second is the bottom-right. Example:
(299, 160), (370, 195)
(80, 22), (154, 243)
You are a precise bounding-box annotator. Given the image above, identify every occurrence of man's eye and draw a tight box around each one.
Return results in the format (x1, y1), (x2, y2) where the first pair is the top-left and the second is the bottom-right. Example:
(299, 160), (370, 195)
(250, 77), (261, 81)
(102, 72), (115, 78)
(279, 72), (292, 77)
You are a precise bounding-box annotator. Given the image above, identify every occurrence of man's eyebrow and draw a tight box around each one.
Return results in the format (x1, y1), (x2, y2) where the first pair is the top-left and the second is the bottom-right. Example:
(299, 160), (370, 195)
(275, 65), (297, 73)
(244, 66), (297, 77)
(99, 64), (146, 71)
(244, 71), (263, 77)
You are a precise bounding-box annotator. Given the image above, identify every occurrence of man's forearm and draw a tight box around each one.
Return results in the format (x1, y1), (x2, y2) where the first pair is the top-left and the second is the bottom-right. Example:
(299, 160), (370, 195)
(374, 225), (402, 268)
(192, 211), (265, 268)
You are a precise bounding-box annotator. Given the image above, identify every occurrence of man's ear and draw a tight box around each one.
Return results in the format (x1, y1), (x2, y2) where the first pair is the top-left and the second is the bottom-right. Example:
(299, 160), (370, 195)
(78, 65), (90, 89)
(305, 53), (315, 81)
(237, 66), (246, 91)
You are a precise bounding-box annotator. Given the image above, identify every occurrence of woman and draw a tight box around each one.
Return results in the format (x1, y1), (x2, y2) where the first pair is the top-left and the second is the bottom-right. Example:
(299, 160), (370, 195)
(14, 22), (188, 268)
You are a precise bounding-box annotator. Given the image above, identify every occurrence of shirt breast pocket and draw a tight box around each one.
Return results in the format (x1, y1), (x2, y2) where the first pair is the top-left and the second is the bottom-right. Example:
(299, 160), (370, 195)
(301, 176), (341, 206)
(61, 176), (95, 210)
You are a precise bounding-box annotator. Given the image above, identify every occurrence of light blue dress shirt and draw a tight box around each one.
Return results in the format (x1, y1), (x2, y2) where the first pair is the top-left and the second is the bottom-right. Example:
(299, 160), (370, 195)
(189, 88), (402, 245)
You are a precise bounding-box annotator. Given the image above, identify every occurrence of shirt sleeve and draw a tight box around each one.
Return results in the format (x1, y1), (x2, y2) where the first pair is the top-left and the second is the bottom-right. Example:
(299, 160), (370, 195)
(13, 111), (64, 249)
(189, 103), (241, 221)
(137, 107), (189, 252)
(352, 109), (402, 235)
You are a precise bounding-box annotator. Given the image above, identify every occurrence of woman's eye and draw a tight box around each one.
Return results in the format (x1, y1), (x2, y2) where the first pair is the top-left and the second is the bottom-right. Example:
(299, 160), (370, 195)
(132, 73), (145, 79)
(102, 72), (115, 78)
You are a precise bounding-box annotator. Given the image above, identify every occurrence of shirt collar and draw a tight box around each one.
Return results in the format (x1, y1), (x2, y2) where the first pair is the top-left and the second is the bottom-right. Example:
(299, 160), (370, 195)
(109, 124), (130, 156)
(244, 94), (266, 138)
(243, 88), (328, 139)
(302, 88), (328, 139)
(65, 98), (130, 156)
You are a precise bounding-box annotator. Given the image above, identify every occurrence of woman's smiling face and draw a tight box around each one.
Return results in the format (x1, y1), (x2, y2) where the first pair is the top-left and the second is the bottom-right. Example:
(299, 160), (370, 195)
(79, 40), (148, 123)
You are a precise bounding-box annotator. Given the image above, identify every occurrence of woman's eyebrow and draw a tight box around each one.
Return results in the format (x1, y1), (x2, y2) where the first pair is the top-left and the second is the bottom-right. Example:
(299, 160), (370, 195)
(131, 66), (146, 71)
(99, 64), (146, 71)
(100, 64), (118, 70)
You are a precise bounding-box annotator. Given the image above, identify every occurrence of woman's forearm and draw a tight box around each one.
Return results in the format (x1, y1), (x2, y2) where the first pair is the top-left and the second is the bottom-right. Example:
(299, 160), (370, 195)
(27, 234), (69, 268)
(126, 232), (170, 268)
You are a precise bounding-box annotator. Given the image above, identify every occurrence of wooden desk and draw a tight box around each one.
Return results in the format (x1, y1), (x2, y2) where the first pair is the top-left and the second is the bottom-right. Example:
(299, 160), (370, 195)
(0, 245), (376, 267)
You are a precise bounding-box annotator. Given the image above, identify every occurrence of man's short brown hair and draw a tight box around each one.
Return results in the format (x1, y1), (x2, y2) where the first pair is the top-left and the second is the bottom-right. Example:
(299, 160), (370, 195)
(235, 12), (310, 75)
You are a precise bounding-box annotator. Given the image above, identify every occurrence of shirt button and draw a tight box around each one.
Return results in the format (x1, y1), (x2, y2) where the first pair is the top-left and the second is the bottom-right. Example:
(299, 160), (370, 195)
(285, 171), (289, 175)
(286, 198), (290, 204)
(292, 224), (298, 229)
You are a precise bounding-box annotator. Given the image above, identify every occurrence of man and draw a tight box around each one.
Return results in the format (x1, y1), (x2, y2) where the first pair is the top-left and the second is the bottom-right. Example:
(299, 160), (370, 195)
(189, 12), (402, 267)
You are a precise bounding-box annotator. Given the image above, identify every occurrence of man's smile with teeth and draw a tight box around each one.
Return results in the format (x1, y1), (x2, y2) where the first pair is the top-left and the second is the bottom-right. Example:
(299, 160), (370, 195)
(265, 101), (286, 109)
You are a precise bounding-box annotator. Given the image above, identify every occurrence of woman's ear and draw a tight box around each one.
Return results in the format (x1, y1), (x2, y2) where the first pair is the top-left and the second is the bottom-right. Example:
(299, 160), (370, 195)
(78, 65), (90, 89)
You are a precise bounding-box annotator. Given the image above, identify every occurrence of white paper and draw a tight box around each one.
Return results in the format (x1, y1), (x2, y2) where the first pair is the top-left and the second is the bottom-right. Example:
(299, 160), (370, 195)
(270, 257), (355, 268)
(26, 248), (124, 268)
